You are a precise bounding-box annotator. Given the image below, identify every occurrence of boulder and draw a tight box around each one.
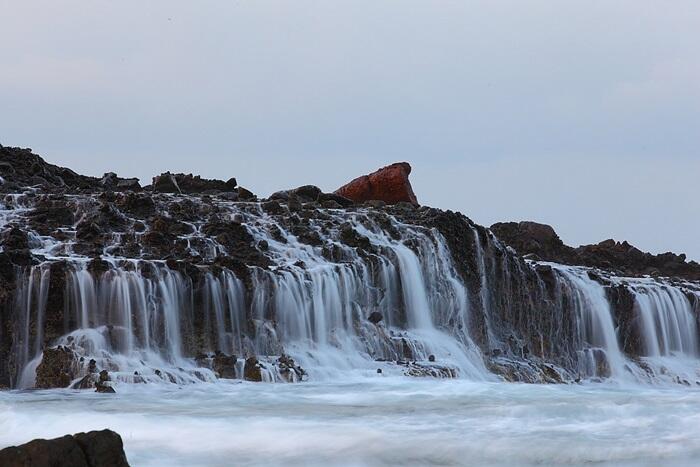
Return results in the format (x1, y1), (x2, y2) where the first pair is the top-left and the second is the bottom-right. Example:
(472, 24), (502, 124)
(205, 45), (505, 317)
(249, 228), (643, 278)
(490, 221), (571, 262)
(236, 186), (257, 201)
(276, 354), (306, 382)
(269, 185), (322, 203)
(95, 370), (116, 393)
(35, 346), (79, 389)
(243, 356), (263, 382)
(334, 162), (418, 205)
(212, 352), (236, 379)
(0, 429), (130, 467)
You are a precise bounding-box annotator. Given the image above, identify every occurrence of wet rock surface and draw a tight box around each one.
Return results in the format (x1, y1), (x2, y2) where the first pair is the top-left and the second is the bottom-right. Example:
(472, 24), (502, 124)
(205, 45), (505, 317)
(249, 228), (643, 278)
(35, 346), (80, 389)
(244, 357), (263, 382)
(0, 429), (130, 467)
(1, 147), (699, 388)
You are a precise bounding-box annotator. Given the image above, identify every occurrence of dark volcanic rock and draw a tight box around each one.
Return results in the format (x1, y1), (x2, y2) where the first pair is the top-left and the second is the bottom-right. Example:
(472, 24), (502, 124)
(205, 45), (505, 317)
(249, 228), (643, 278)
(152, 172), (236, 194)
(490, 221), (572, 262)
(270, 185), (322, 203)
(100, 172), (141, 192)
(334, 162), (418, 205)
(491, 221), (700, 280)
(26, 197), (76, 234)
(0, 145), (101, 193)
(0, 429), (130, 467)
(115, 192), (156, 218)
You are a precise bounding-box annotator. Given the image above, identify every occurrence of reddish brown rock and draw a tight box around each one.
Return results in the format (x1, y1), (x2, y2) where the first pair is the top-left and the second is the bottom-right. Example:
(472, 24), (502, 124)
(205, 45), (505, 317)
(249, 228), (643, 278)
(334, 162), (418, 205)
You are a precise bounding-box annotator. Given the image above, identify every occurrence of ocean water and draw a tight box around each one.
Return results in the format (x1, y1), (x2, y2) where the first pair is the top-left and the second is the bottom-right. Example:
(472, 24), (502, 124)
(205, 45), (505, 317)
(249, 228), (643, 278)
(2, 378), (700, 466)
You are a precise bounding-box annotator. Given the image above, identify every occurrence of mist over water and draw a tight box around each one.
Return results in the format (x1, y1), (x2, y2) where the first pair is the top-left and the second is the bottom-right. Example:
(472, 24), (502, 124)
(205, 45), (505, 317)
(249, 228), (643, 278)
(2, 379), (700, 467)
(2, 188), (700, 466)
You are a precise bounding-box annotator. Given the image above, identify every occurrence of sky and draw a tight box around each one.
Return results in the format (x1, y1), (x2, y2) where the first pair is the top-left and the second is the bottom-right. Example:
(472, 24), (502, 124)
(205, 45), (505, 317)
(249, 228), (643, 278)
(1, 1), (698, 260)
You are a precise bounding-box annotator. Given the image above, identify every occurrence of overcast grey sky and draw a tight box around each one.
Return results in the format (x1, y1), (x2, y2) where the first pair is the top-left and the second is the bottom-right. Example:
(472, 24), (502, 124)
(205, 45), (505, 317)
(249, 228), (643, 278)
(1, 1), (698, 260)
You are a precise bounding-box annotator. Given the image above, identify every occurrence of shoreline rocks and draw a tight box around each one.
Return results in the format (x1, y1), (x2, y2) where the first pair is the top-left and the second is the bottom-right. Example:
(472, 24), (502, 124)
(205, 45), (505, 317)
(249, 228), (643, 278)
(0, 429), (130, 467)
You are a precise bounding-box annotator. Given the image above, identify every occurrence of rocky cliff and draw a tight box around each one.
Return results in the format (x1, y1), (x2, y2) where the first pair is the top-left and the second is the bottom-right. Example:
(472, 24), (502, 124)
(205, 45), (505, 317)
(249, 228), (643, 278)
(1, 145), (699, 389)
(491, 220), (700, 280)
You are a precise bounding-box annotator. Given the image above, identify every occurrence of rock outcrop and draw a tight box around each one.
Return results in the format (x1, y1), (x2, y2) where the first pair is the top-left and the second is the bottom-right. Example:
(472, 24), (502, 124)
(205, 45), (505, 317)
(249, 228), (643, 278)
(0, 429), (130, 467)
(2, 144), (700, 388)
(152, 172), (237, 194)
(491, 221), (700, 280)
(334, 162), (418, 205)
(0, 145), (101, 193)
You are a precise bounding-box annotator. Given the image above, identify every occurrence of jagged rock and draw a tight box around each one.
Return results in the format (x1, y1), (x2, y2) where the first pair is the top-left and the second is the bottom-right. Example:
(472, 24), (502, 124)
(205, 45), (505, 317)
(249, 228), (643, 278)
(0, 429), (130, 467)
(334, 162), (418, 205)
(100, 172), (142, 192)
(152, 172), (236, 194)
(0, 226), (30, 251)
(27, 197), (76, 234)
(317, 192), (353, 207)
(115, 192), (156, 218)
(339, 224), (371, 251)
(491, 221), (700, 280)
(0, 145), (101, 193)
(236, 186), (257, 201)
(276, 354), (306, 382)
(244, 356), (263, 382)
(35, 346), (79, 389)
(490, 221), (568, 262)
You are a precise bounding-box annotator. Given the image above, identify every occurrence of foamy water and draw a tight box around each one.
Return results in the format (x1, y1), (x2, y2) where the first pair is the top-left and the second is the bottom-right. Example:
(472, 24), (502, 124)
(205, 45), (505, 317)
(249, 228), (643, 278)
(2, 379), (700, 466)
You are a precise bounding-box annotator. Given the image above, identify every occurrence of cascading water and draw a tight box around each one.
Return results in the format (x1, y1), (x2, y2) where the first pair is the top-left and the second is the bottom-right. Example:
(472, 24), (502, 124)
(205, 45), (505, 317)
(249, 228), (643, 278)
(549, 265), (631, 380)
(2, 191), (700, 388)
(630, 282), (698, 357)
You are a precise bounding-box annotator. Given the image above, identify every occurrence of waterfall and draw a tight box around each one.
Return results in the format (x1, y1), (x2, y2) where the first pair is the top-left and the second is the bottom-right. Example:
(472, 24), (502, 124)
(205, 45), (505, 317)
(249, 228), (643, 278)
(12, 264), (51, 388)
(551, 265), (630, 379)
(8, 208), (498, 387)
(630, 283), (698, 357)
(2, 192), (699, 388)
